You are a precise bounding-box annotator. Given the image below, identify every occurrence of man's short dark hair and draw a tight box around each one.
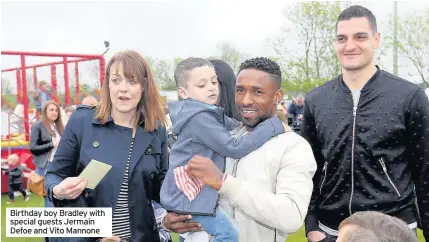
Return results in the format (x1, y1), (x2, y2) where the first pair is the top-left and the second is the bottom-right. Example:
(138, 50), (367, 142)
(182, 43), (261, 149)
(238, 57), (282, 89)
(336, 5), (377, 33)
(174, 57), (214, 88)
(339, 211), (418, 242)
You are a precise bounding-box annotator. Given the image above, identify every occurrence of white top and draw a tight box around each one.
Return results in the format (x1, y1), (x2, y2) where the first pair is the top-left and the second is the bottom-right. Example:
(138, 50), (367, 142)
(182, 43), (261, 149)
(49, 123), (61, 161)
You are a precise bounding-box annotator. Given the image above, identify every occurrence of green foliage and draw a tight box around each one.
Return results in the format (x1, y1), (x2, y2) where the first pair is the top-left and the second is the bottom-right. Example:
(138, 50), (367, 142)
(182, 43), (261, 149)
(214, 42), (246, 73)
(385, 10), (429, 86)
(270, 2), (343, 94)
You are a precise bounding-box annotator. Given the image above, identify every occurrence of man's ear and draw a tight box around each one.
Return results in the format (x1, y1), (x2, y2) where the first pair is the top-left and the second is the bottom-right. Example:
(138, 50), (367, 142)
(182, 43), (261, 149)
(274, 89), (283, 105)
(177, 87), (188, 99)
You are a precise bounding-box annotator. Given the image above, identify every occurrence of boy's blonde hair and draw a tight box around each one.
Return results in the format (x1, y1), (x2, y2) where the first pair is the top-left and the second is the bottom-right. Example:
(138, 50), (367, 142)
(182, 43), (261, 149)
(7, 154), (19, 163)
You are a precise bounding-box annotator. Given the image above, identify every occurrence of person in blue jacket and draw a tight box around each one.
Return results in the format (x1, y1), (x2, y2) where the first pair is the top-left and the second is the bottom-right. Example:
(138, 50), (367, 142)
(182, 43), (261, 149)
(44, 50), (169, 242)
(160, 57), (287, 242)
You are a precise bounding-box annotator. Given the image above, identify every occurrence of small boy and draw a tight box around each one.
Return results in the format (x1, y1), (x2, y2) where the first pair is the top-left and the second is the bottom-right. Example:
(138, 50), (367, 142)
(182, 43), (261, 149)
(4, 154), (30, 203)
(160, 58), (286, 241)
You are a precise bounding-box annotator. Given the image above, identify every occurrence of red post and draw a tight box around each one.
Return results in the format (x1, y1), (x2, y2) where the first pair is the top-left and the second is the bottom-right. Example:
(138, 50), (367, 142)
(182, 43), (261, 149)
(16, 69), (22, 103)
(100, 57), (105, 88)
(75, 62), (80, 104)
(20, 55), (30, 141)
(51, 65), (58, 103)
(2, 57), (97, 72)
(63, 57), (70, 105)
(33, 68), (38, 90)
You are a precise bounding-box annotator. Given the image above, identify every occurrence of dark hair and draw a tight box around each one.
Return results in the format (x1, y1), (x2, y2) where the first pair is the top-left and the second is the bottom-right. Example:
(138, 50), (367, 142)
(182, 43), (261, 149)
(174, 57), (214, 88)
(336, 5), (377, 33)
(96, 50), (166, 132)
(238, 57), (282, 89)
(209, 59), (240, 120)
(339, 211), (418, 242)
(42, 100), (64, 136)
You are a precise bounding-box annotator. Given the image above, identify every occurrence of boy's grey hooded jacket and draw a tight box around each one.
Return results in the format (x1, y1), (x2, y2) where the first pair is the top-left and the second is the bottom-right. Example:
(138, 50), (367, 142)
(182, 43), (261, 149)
(160, 99), (284, 215)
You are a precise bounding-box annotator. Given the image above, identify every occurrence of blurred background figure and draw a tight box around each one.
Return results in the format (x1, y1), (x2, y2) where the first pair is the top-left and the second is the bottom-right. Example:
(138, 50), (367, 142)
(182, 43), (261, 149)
(81, 95), (98, 107)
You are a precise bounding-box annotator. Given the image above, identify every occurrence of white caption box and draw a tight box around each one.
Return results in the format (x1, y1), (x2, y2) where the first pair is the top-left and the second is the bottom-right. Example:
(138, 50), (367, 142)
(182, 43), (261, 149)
(6, 208), (112, 237)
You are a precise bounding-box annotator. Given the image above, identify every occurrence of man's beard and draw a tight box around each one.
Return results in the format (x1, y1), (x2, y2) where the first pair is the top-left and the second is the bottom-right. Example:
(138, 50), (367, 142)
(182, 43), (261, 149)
(240, 112), (273, 129)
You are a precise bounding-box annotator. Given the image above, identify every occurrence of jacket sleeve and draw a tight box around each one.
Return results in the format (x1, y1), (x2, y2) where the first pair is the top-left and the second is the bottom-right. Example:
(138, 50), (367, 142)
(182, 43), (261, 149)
(29, 124), (54, 155)
(300, 99), (326, 235)
(218, 139), (317, 233)
(152, 126), (169, 204)
(188, 112), (284, 159)
(44, 111), (82, 205)
(224, 116), (240, 131)
(406, 88), (429, 240)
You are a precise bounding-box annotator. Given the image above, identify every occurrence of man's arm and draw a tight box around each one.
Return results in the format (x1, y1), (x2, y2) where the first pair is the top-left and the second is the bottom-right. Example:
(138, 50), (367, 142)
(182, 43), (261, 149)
(300, 99), (326, 236)
(406, 88), (429, 240)
(218, 140), (317, 233)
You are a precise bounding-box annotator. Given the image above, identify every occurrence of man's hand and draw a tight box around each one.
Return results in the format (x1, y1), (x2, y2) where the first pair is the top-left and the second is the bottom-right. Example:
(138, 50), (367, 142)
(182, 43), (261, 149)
(187, 155), (223, 191)
(307, 231), (326, 242)
(163, 212), (202, 233)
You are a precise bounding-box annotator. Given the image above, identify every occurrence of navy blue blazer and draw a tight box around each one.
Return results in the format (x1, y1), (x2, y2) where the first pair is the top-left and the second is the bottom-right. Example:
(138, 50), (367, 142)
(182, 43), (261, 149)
(44, 105), (169, 242)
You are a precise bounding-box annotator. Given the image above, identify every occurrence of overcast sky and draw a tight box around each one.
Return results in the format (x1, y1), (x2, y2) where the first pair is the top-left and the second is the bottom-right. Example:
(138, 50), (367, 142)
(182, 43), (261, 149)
(1, 1), (428, 92)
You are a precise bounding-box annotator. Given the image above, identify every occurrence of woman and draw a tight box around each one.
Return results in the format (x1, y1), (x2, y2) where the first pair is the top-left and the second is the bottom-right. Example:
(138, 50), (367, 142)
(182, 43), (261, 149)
(44, 50), (168, 242)
(29, 100), (64, 182)
(209, 59), (240, 120)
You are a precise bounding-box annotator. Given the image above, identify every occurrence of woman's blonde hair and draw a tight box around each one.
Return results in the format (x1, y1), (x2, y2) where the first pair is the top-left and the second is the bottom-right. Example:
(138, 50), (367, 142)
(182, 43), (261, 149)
(42, 100), (64, 136)
(95, 50), (166, 132)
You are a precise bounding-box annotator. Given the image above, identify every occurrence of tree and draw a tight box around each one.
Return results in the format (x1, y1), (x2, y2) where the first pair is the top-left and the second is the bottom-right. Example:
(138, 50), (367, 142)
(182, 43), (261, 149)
(270, 2), (344, 94)
(147, 57), (177, 91)
(385, 10), (429, 87)
(86, 60), (101, 87)
(214, 42), (246, 72)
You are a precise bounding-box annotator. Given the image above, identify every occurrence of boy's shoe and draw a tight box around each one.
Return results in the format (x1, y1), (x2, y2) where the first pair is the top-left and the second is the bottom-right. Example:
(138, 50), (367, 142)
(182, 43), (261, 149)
(24, 195), (30, 202)
(6, 200), (14, 204)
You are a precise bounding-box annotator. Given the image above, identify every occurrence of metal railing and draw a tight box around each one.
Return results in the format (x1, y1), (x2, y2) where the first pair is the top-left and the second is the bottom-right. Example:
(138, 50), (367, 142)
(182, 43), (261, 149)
(3, 110), (37, 156)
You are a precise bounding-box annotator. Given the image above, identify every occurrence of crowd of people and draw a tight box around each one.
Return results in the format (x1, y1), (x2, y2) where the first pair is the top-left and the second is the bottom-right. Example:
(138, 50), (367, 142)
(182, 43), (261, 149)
(4, 4), (428, 242)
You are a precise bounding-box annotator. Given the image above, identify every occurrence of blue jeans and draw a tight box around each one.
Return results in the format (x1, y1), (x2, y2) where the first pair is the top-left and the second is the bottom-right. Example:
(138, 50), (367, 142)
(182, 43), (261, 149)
(186, 207), (238, 242)
(35, 162), (54, 208)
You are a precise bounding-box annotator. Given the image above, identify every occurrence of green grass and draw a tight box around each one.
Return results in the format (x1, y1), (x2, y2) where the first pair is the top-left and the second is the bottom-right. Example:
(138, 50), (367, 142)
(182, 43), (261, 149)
(2, 194), (425, 242)
(2, 193), (44, 242)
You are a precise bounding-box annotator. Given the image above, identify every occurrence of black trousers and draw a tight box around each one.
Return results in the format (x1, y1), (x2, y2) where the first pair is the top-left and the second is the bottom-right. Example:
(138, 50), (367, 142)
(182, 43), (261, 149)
(8, 183), (27, 200)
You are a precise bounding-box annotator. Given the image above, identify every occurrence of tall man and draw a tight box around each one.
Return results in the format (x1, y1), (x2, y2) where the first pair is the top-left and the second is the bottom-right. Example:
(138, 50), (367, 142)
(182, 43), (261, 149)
(301, 5), (429, 242)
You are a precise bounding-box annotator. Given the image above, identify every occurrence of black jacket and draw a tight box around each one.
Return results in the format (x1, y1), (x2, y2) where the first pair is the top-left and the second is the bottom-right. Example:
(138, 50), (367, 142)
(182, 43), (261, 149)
(5, 165), (24, 184)
(301, 68), (429, 240)
(29, 121), (54, 168)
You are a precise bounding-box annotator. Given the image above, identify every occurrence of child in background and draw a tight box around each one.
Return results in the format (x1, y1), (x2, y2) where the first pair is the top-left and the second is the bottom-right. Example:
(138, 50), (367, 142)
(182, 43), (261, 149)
(4, 154), (30, 203)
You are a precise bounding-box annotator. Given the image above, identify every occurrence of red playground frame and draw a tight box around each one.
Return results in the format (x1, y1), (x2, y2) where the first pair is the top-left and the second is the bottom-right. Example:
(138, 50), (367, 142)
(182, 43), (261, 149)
(1, 51), (106, 141)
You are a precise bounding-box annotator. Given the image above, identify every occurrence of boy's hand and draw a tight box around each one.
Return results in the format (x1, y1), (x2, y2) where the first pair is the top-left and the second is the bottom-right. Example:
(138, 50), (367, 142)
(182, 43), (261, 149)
(282, 122), (292, 132)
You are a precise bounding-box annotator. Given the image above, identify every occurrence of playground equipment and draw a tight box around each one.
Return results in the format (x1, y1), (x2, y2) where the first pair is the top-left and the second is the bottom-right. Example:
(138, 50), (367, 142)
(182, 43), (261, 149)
(1, 50), (106, 141)
(1, 50), (106, 193)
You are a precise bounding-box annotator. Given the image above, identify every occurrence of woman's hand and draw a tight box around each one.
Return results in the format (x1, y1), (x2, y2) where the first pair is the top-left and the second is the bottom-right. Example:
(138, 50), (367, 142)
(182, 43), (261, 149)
(100, 236), (120, 242)
(52, 177), (88, 200)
